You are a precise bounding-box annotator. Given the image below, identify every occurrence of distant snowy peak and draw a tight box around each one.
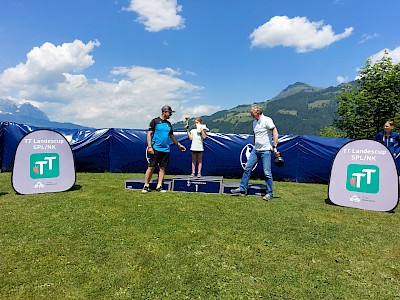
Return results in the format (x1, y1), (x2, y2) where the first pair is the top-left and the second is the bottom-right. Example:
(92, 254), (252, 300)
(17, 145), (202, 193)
(0, 98), (49, 120)
(0, 99), (19, 114)
(0, 98), (88, 129)
(19, 102), (49, 120)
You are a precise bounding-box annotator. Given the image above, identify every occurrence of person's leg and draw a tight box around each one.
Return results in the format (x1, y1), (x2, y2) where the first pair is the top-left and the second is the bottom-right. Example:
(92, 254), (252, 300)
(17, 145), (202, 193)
(260, 150), (273, 197)
(156, 152), (170, 191)
(144, 151), (157, 190)
(144, 167), (155, 185)
(142, 166), (155, 192)
(191, 152), (196, 175)
(197, 152), (203, 176)
(157, 167), (165, 187)
(239, 149), (259, 192)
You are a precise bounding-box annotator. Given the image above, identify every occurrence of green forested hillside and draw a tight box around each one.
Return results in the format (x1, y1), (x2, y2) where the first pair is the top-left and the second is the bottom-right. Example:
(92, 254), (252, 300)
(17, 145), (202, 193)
(175, 82), (351, 135)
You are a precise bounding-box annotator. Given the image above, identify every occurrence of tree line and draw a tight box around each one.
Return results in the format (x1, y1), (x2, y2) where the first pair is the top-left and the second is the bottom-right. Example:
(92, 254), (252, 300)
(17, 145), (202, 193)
(320, 53), (400, 139)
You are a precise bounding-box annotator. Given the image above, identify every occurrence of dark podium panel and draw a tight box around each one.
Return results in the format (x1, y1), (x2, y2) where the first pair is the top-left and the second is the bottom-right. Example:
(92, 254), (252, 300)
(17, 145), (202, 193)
(125, 178), (172, 191)
(172, 176), (223, 194)
(125, 175), (267, 197)
(222, 182), (266, 196)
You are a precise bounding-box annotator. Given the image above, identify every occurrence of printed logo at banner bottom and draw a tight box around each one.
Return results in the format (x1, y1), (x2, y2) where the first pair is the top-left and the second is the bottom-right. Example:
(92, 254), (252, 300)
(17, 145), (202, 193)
(346, 164), (379, 194)
(30, 153), (60, 179)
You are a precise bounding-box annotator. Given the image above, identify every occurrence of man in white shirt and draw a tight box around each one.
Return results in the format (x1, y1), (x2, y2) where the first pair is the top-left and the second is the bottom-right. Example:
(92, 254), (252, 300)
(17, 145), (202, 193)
(231, 104), (280, 201)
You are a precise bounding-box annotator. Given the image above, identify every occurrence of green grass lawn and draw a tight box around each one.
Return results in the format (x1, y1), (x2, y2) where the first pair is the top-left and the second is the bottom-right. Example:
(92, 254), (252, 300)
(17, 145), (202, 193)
(0, 173), (399, 299)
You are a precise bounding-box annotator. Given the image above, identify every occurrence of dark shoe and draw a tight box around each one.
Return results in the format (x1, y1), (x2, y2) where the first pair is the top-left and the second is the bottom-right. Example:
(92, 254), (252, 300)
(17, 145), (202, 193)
(155, 186), (166, 193)
(263, 194), (272, 201)
(142, 186), (150, 193)
(230, 188), (246, 196)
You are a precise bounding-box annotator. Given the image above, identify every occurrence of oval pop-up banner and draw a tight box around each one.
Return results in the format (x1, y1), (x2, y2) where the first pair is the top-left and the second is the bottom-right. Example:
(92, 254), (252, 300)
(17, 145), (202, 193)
(328, 139), (399, 212)
(12, 129), (76, 195)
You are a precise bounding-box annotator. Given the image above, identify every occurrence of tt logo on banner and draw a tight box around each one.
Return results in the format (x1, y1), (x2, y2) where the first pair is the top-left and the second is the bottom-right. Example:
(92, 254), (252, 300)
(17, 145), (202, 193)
(30, 153), (60, 178)
(346, 164), (379, 193)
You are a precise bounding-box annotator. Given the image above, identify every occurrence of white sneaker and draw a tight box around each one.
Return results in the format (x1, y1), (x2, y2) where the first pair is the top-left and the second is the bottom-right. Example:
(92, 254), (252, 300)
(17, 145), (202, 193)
(156, 186), (166, 193)
(142, 186), (150, 193)
(230, 188), (246, 196)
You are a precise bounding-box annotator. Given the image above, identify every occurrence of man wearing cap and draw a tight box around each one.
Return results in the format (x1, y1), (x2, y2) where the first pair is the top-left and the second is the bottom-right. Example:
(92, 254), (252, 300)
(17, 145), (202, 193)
(142, 105), (186, 193)
(231, 104), (280, 201)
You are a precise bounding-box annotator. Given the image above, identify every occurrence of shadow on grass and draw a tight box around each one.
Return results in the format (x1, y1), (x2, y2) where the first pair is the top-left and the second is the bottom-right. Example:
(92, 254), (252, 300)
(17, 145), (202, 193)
(324, 198), (336, 206)
(70, 185), (82, 191)
(13, 185), (83, 196)
(0, 192), (8, 196)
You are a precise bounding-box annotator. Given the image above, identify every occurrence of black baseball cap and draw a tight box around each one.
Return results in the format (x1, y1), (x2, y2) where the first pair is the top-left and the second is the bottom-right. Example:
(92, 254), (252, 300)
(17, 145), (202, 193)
(161, 105), (175, 113)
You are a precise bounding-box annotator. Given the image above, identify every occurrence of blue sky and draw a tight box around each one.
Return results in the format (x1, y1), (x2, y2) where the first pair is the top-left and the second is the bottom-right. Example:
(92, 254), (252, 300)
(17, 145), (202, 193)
(0, 0), (399, 129)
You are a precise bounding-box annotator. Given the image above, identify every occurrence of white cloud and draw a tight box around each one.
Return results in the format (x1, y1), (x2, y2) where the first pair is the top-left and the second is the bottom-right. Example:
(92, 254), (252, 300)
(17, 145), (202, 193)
(0, 40), (100, 92)
(249, 16), (353, 53)
(369, 46), (400, 64)
(336, 75), (348, 84)
(181, 105), (222, 121)
(0, 40), (221, 129)
(359, 33), (380, 44)
(124, 0), (185, 32)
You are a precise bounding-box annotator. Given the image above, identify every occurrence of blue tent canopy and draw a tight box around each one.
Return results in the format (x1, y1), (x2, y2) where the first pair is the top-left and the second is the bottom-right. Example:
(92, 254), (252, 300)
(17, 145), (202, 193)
(0, 121), (379, 183)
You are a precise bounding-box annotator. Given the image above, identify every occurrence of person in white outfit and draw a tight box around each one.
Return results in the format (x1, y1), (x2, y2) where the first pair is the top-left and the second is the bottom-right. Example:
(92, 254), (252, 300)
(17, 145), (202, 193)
(185, 117), (208, 177)
(231, 104), (280, 201)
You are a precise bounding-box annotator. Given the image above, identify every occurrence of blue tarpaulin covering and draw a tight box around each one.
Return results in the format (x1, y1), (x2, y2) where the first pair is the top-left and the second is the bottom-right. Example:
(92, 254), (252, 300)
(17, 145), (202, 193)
(1, 121), (382, 183)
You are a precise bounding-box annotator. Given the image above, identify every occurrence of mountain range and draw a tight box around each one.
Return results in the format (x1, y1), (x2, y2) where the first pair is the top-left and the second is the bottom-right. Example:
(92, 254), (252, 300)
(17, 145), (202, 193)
(1, 81), (351, 134)
(175, 81), (352, 135)
(0, 98), (89, 129)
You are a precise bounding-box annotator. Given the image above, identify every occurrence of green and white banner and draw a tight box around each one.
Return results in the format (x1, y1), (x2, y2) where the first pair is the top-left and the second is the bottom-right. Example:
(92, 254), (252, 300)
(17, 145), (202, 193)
(12, 130), (76, 194)
(329, 139), (399, 212)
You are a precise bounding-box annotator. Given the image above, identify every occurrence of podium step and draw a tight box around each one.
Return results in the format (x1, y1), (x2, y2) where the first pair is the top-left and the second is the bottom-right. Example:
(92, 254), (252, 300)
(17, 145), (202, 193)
(125, 178), (172, 191)
(125, 176), (266, 196)
(172, 176), (223, 194)
(222, 182), (266, 196)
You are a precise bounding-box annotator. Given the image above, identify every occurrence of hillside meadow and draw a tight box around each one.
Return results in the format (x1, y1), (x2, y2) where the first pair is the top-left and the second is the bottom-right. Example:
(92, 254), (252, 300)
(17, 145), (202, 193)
(0, 172), (399, 299)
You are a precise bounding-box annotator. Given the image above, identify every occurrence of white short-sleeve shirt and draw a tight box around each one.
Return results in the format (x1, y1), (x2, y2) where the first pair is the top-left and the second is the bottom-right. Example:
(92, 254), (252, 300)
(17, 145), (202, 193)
(253, 114), (275, 151)
(190, 129), (204, 151)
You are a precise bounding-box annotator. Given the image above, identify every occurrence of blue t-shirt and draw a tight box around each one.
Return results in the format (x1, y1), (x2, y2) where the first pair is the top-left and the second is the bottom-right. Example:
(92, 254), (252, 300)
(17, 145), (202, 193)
(149, 117), (173, 152)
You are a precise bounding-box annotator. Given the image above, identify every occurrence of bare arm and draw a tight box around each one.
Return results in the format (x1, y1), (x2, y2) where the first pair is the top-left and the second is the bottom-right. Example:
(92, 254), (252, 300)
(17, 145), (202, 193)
(147, 130), (154, 154)
(185, 127), (193, 140)
(170, 134), (186, 151)
(200, 128), (207, 139)
(272, 127), (279, 156)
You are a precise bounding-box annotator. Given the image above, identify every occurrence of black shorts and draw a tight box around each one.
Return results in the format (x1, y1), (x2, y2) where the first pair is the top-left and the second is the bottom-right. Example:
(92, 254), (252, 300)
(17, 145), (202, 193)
(148, 150), (170, 168)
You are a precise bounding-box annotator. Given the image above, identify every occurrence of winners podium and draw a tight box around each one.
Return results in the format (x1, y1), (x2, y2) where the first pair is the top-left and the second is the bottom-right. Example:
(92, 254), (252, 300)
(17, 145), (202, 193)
(172, 175), (223, 194)
(125, 178), (172, 191)
(125, 175), (266, 196)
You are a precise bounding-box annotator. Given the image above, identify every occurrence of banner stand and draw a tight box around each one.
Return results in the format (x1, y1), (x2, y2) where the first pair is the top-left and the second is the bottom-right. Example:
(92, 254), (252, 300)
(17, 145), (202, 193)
(328, 139), (399, 212)
(12, 129), (76, 195)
